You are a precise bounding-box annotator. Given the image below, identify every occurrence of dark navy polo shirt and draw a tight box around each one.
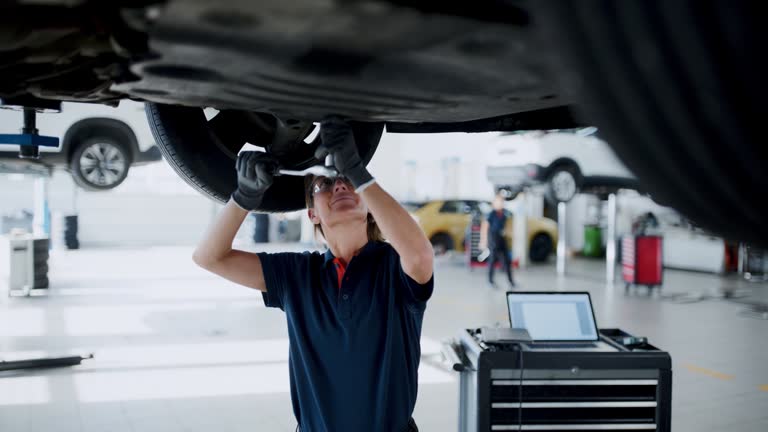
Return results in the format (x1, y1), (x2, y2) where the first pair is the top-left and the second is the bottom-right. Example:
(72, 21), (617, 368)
(487, 209), (509, 238)
(257, 241), (434, 432)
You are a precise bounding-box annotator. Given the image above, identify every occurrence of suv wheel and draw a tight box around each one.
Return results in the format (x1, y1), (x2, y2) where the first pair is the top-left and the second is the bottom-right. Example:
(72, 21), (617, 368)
(546, 165), (580, 203)
(496, 186), (521, 201)
(146, 103), (383, 211)
(529, 233), (553, 262)
(430, 233), (454, 256)
(70, 137), (131, 191)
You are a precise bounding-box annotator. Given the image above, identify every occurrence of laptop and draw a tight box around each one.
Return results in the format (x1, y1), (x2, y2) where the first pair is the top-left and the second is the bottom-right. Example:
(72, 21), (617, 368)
(506, 291), (617, 351)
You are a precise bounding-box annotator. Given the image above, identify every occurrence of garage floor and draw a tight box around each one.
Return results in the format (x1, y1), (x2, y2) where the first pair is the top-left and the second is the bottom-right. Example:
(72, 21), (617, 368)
(1, 244), (767, 432)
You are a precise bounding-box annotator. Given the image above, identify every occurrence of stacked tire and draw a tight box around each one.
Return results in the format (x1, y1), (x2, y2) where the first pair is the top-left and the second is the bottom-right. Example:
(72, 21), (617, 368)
(64, 215), (80, 250)
(252, 213), (270, 243)
(33, 238), (49, 289)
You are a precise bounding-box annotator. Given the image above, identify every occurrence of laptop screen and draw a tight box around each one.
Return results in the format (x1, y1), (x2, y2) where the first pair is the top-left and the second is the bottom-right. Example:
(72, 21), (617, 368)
(506, 292), (599, 341)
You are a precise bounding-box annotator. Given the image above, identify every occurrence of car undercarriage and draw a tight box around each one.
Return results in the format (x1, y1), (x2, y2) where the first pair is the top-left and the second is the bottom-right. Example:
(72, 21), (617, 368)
(1, 0), (765, 246)
(2, 0), (570, 126)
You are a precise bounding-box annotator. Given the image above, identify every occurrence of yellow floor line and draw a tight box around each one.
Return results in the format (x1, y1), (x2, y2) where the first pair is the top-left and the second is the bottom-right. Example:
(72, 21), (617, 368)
(683, 363), (734, 381)
(759, 385), (768, 392)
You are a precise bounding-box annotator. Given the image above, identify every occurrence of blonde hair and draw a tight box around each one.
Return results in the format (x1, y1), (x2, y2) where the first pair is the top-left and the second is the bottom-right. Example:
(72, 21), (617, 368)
(304, 175), (384, 243)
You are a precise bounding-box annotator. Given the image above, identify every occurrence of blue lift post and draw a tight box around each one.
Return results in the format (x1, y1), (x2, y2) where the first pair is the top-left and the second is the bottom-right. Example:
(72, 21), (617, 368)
(0, 108), (60, 158)
(0, 107), (92, 371)
(0, 108), (58, 238)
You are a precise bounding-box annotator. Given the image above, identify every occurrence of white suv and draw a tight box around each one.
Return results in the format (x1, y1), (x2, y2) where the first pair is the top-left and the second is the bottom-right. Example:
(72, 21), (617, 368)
(486, 129), (639, 203)
(0, 101), (161, 190)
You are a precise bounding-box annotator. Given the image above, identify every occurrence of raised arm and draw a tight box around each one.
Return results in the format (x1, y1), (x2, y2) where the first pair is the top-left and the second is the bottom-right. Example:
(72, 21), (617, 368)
(193, 199), (267, 291)
(361, 183), (434, 284)
(192, 152), (277, 291)
(317, 117), (433, 284)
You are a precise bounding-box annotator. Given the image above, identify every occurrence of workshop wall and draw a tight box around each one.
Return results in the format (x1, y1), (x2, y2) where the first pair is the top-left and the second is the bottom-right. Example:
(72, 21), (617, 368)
(1, 165), (220, 248)
(373, 131), (499, 201)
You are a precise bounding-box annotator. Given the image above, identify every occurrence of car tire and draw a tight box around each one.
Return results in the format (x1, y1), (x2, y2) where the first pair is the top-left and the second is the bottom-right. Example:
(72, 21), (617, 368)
(33, 238), (49, 253)
(536, 1), (768, 245)
(65, 238), (80, 250)
(545, 164), (581, 204)
(33, 276), (49, 289)
(529, 233), (553, 263)
(146, 103), (383, 211)
(63, 215), (79, 249)
(70, 137), (131, 191)
(496, 186), (521, 201)
(252, 213), (269, 243)
(430, 233), (454, 256)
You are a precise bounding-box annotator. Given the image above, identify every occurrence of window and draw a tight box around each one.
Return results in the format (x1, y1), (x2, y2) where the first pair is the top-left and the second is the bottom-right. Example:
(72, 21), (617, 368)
(439, 201), (463, 213)
(402, 201), (428, 212)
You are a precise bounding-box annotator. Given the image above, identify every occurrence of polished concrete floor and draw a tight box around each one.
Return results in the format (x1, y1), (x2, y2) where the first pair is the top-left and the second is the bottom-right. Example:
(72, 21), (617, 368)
(1, 243), (767, 431)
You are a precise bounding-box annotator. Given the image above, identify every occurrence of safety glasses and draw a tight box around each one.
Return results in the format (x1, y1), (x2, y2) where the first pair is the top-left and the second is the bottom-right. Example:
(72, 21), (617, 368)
(311, 176), (353, 196)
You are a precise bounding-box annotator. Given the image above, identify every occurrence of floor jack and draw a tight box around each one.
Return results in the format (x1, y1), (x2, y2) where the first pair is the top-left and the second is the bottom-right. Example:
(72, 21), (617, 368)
(0, 107), (93, 372)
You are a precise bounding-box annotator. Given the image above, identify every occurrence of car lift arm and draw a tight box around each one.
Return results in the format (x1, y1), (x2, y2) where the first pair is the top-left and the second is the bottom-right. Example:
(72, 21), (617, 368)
(0, 108), (60, 158)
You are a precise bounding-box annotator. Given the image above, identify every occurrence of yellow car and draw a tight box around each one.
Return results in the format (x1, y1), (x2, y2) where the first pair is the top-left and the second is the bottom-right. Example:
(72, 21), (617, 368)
(408, 199), (558, 262)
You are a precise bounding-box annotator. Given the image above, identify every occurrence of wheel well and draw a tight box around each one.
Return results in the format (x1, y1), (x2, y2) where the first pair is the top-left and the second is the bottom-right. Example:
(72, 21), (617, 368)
(63, 118), (139, 164)
(529, 231), (554, 261)
(544, 157), (582, 182)
(430, 232), (455, 249)
(495, 185), (521, 201)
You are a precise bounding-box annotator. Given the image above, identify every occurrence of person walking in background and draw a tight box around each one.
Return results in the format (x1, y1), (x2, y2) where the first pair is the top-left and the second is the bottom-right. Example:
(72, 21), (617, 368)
(479, 193), (515, 289)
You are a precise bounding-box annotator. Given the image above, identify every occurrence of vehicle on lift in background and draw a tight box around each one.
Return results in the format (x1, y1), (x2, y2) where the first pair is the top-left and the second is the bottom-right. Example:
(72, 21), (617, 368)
(409, 199), (558, 262)
(0, 1), (763, 247)
(0, 101), (162, 190)
(486, 129), (640, 204)
(614, 192), (731, 274)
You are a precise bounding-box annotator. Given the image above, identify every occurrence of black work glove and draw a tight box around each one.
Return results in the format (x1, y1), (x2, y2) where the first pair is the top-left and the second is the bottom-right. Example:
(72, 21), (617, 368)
(232, 151), (278, 211)
(315, 116), (375, 191)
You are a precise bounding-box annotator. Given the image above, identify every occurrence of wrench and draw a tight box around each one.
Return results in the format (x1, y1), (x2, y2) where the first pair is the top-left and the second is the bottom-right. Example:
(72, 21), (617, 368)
(277, 154), (338, 178)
